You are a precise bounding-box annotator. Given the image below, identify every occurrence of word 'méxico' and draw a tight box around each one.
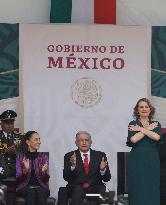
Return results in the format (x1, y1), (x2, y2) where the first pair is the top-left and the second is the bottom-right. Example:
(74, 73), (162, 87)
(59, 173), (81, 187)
(47, 44), (125, 70)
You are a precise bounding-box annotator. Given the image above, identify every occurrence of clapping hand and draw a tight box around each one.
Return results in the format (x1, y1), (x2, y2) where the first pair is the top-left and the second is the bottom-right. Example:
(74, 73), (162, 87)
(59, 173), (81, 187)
(70, 152), (76, 167)
(100, 157), (108, 171)
(41, 163), (48, 173)
(23, 157), (30, 172)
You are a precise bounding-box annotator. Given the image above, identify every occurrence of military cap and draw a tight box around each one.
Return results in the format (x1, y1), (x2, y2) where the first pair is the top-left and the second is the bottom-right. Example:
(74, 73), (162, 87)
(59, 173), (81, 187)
(0, 110), (17, 123)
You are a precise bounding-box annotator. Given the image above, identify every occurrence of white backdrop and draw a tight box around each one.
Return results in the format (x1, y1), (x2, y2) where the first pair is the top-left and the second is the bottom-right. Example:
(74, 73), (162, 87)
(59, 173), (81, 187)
(20, 24), (150, 197)
(0, 0), (51, 23)
(117, 0), (166, 25)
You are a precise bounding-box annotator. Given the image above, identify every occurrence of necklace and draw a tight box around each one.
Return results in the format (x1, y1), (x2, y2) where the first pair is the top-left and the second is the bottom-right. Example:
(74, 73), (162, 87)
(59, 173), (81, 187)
(140, 120), (149, 128)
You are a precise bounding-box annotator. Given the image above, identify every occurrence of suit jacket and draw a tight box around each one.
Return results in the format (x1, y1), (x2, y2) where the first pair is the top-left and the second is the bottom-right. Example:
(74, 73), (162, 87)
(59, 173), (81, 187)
(158, 133), (166, 205)
(158, 133), (166, 166)
(63, 149), (111, 187)
(16, 152), (50, 192)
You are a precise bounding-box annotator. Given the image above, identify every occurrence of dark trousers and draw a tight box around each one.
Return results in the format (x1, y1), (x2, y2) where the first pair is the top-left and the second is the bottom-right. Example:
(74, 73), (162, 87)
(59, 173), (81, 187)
(17, 186), (49, 205)
(160, 172), (166, 205)
(58, 184), (106, 205)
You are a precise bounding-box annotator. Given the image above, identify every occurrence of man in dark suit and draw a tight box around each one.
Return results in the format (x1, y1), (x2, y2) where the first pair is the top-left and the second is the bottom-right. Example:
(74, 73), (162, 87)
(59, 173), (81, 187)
(158, 132), (166, 205)
(0, 110), (22, 178)
(58, 131), (111, 205)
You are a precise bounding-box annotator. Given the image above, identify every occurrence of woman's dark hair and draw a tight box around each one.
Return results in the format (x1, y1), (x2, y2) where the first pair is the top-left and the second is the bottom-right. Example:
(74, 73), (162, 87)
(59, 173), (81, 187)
(22, 131), (38, 152)
(133, 98), (155, 119)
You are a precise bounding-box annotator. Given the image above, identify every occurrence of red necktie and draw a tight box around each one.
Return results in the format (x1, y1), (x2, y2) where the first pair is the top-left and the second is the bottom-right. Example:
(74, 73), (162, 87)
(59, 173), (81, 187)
(83, 154), (89, 175)
(83, 154), (89, 188)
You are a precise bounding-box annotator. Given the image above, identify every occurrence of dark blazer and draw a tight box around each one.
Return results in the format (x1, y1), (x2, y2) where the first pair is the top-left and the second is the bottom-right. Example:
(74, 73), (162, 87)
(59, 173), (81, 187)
(63, 149), (111, 187)
(158, 133), (166, 205)
(158, 133), (166, 165)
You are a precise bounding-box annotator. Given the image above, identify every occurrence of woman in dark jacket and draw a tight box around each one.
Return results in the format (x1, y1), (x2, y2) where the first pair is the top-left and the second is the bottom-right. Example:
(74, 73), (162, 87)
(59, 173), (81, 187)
(16, 131), (50, 205)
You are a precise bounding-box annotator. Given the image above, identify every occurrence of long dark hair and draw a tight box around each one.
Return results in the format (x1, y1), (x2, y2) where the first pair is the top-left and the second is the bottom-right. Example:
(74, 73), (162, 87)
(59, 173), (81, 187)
(22, 131), (38, 152)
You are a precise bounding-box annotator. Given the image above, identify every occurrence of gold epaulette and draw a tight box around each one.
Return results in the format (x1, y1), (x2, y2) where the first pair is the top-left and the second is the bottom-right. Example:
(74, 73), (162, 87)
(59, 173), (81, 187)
(14, 131), (25, 136)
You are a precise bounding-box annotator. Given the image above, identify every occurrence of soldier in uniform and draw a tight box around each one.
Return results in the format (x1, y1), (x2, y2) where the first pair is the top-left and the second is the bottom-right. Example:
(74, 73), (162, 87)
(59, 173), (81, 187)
(0, 110), (22, 178)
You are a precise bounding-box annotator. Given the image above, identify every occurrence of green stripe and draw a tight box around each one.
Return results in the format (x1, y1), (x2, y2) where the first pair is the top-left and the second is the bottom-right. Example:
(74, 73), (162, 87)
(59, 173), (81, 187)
(151, 70), (166, 98)
(151, 26), (166, 72)
(0, 70), (19, 100)
(50, 0), (72, 23)
(0, 24), (19, 73)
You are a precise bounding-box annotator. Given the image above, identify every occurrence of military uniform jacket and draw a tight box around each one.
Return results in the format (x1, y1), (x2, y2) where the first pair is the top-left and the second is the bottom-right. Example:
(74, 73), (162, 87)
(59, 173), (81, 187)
(0, 130), (22, 177)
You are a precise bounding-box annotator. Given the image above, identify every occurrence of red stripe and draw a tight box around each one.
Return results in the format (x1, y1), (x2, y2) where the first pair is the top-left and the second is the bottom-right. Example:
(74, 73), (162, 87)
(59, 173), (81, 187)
(94, 0), (116, 24)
